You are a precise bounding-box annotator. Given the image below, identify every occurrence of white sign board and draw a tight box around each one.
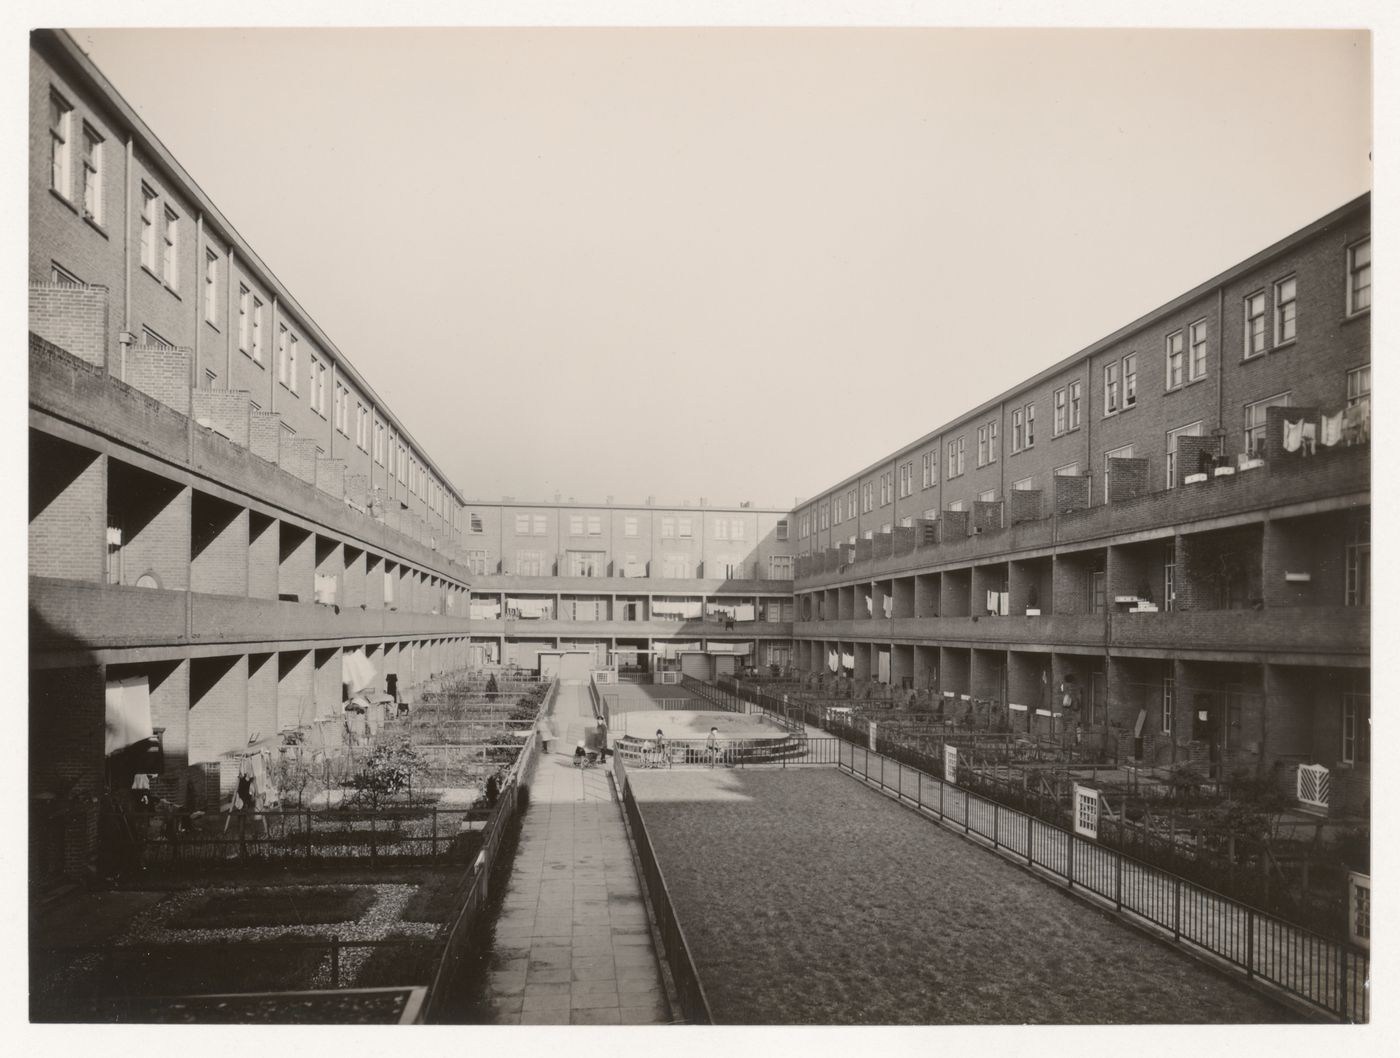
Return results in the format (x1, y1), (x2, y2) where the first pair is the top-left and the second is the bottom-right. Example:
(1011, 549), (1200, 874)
(1073, 784), (1100, 840)
(943, 744), (958, 785)
(868, 720), (878, 751)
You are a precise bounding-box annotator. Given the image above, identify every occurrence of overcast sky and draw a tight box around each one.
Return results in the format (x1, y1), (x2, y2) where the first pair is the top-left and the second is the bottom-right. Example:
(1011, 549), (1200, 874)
(65, 23), (1371, 509)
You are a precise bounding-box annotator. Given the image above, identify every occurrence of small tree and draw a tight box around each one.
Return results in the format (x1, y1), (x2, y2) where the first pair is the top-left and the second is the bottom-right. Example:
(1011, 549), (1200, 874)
(350, 737), (425, 809)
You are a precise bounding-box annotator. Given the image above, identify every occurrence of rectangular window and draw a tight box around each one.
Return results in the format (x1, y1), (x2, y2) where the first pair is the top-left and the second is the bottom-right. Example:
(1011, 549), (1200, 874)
(515, 550), (545, 577)
(278, 325), (292, 387)
(309, 355), (324, 415)
(532, 514), (547, 535)
(237, 286), (250, 351)
(1348, 239), (1371, 315)
(715, 519), (729, 540)
(1341, 678), (1370, 765)
(1274, 275), (1297, 345)
(469, 513), (484, 534)
(356, 403), (369, 451)
(588, 515), (602, 536)
(846, 490), (856, 520)
(862, 483), (874, 512)
(50, 90), (73, 197)
(140, 185), (158, 271)
(203, 249), (218, 325)
(51, 262), (82, 286)
(1053, 387), (1067, 435)
(662, 553), (692, 579)
(374, 422), (385, 465)
(141, 325), (174, 349)
(1013, 477), (1034, 491)
(1164, 542), (1176, 612)
(1069, 380), (1082, 429)
(770, 555), (793, 579)
(81, 123), (103, 221)
(731, 518), (745, 539)
(1189, 319), (1208, 380)
(678, 517), (693, 538)
(161, 206), (179, 287)
(334, 382), (349, 433)
(818, 504), (829, 531)
(947, 436), (966, 478)
(1345, 520), (1369, 607)
(1166, 421), (1203, 489)
(515, 514), (530, 535)
(1121, 356), (1136, 407)
(1011, 403), (1035, 452)
(977, 425), (989, 467)
(464, 550), (488, 576)
(567, 551), (605, 577)
(625, 516), (639, 537)
(978, 490), (996, 504)
(1347, 365), (1370, 407)
(1244, 291), (1267, 357)
(1104, 360), (1121, 415)
(922, 451), (936, 488)
(776, 517), (789, 541)
(946, 500), (964, 513)
(880, 472), (893, 505)
(569, 515), (584, 535)
(1166, 330), (1185, 389)
(661, 517), (675, 538)
(251, 298), (264, 363)
(1162, 676), (1175, 735)
(1244, 392), (1290, 458)
(898, 462), (913, 498)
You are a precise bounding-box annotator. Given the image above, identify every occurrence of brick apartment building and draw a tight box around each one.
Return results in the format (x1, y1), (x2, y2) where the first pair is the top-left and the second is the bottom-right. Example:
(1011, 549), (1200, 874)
(28, 26), (1367, 885)
(789, 194), (1370, 811)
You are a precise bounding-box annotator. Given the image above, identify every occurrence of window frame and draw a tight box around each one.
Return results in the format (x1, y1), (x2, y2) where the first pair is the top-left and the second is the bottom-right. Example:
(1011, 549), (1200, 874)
(946, 436), (966, 479)
(1188, 318), (1209, 381)
(50, 89), (74, 199)
(1347, 238), (1371, 316)
(1273, 274), (1297, 346)
(1069, 380), (1082, 429)
(80, 121), (103, 222)
(921, 451), (936, 488)
(203, 248), (219, 326)
(1244, 391), (1291, 459)
(1103, 360), (1121, 416)
(1053, 387), (1067, 436)
(1166, 329), (1185, 389)
(160, 205), (179, 288)
(1244, 290), (1267, 358)
(140, 184), (158, 272)
(898, 461), (913, 498)
(1346, 364), (1371, 407)
(1165, 421), (1204, 490)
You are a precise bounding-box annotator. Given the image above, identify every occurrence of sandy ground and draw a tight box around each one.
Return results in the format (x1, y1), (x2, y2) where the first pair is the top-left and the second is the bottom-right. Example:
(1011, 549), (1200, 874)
(629, 767), (1300, 1025)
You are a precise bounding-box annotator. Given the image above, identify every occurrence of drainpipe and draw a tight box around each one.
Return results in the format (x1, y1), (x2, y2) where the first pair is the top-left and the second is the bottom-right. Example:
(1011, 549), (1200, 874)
(269, 295), (278, 414)
(225, 247), (234, 388)
(1216, 284), (1227, 456)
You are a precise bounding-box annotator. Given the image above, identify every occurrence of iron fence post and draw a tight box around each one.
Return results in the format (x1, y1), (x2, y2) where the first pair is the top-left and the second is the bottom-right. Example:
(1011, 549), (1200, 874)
(1027, 811), (1033, 865)
(1340, 943), (1349, 1022)
(1173, 876), (1181, 941)
(939, 773), (944, 819)
(1246, 909), (1254, 979)
(1067, 833), (1075, 890)
(331, 936), (340, 988)
(1115, 846), (1123, 912)
(993, 802), (999, 849)
(964, 789), (969, 835)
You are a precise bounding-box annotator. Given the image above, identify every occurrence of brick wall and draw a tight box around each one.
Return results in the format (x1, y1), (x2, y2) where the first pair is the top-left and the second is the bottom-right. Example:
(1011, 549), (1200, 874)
(125, 344), (192, 416)
(1108, 456), (1151, 503)
(1053, 474), (1090, 514)
(1007, 488), (1042, 525)
(1176, 435), (1222, 484)
(281, 438), (320, 485)
(29, 283), (109, 369)
(188, 654), (247, 765)
(29, 664), (105, 880)
(345, 473), (369, 511)
(249, 410), (282, 463)
(941, 509), (970, 538)
(316, 456), (346, 500)
(314, 647), (342, 717)
(247, 653), (278, 743)
(972, 500), (1004, 534)
(120, 483), (191, 592)
(192, 389), (251, 447)
(30, 441), (105, 581)
(278, 650), (315, 729)
(248, 514), (279, 599)
(190, 500), (248, 596)
(278, 525), (314, 601)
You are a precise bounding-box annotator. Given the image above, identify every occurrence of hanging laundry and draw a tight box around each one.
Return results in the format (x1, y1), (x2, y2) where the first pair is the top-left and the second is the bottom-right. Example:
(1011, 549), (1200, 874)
(986, 590), (999, 614)
(1300, 421), (1317, 455)
(1282, 418), (1303, 453)
(1344, 398), (1370, 445)
(1320, 410), (1345, 447)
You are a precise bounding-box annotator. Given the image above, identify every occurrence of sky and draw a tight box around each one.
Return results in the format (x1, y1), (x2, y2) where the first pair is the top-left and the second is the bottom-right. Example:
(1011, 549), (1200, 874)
(57, 21), (1371, 510)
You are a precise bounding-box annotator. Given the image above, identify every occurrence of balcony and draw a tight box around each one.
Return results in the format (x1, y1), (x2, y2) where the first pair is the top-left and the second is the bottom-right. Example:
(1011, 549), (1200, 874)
(464, 617), (795, 640)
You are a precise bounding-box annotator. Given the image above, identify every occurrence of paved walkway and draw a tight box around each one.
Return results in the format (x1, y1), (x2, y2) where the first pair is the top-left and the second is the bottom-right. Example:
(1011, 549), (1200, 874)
(479, 681), (672, 1025)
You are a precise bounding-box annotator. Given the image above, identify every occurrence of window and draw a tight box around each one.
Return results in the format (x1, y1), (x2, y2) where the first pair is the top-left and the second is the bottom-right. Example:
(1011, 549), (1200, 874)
(569, 515), (584, 535)
(141, 326), (174, 349)
(978, 490), (996, 503)
(203, 250), (218, 325)
(81, 123), (103, 221)
(776, 517), (789, 541)
(140, 185), (158, 271)
(567, 551), (604, 577)
(1166, 330), (1185, 389)
(287, 336), (299, 392)
(1244, 291), (1267, 357)
(946, 500), (964, 513)
(624, 516), (639, 537)
(1162, 676), (1175, 735)
(880, 472), (893, 506)
(514, 513), (529, 535)
(237, 286), (250, 351)
(464, 550), (488, 575)
(846, 490), (856, 520)
(947, 436), (966, 478)
(251, 298), (264, 363)
(862, 530), (874, 540)
(532, 514), (546, 535)
(900, 516), (913, 527)
(898, 462), (913, 498)
(469, 513), (484, 534)
(1347, 364), (1370, 407)
(678, 517), (693, 538)
(1055, 461), (1080, 477)
(1165, 421), (1203, 489)
(588, 516), (602, 536)
(333, 382), (349, 434)
(1189, 319), (1208, 381)
(1122, 356), (1136, 407)
(161, 206), (179, 287)
(1053, 388), (1068, 435)
(374, 422), (385, 465)
(1341, 677), (1370, 766)
(661, 553), (692, 579)
(356, 403), (369, 451)
(279, 327), (292, 388)
(977, 423), (997, 467)
(1104, 444), (1134, 497)
(309, 355), (325, 415)
(50, 262), (82, 286)
(515, 550), (545, 577)
(862, 483), (874, 513)
(1345, 520), (1369, 607)
(922, 508), (938, 522)
(1244, 392), (1290, 458)
(818, 504), (829, 531)
(1348, 239), (1371, 315)
(661, 517), (675, 538)
(1104, 360), (1121, 415)
(1013, 477), (1034, 491)
(731, 518), (745, 539)
(1012, 403), (1035, 452)
(50, 91), (73, 197)
(715, 519), (729, 540)
(922, 451), (936, 488)
(1164, 542), (1176, 612)
(1274, 275), (1297, 345)
(1069, 381), (1082, 429)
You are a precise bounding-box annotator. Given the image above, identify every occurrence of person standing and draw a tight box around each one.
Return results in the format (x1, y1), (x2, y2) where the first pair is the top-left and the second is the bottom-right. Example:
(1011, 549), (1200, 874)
(705, 726), (721, 767)
(595, 717), (610, 763)
(537, 714), (556, 754)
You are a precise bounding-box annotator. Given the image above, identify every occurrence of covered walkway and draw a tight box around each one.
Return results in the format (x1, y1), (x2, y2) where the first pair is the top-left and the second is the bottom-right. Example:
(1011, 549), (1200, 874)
(478, 681), (671, 1025)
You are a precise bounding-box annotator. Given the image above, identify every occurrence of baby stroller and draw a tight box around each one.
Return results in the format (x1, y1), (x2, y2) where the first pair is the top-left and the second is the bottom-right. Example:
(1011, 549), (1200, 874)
(572, 741), (599, 769)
